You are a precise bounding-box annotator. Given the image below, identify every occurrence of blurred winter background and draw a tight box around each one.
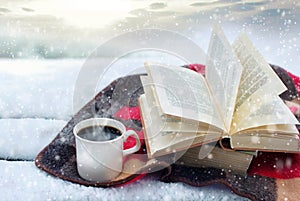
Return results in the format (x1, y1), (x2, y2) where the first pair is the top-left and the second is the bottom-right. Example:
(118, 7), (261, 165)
(0, 1), (299, 200)
(0, 0), (299, 113)
(0, 0), (299, 73)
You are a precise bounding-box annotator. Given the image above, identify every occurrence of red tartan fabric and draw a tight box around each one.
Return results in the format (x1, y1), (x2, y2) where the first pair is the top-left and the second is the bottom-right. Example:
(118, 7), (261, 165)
(287, 71), (300, 97)
(188, 64), (206, 75)
(113, 106), (145, 150)
(123, 127), (145, 151)
(249, 152), (300, 179)
(115, 106), (141, 121)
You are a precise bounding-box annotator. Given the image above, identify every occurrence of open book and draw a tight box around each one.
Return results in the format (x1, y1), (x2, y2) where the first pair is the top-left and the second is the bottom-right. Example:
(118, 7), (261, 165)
(139, 25), (299, 158)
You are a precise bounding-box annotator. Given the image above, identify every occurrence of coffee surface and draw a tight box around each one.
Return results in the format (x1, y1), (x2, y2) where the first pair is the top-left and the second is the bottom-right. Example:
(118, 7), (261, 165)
(78, 126), (122, 141)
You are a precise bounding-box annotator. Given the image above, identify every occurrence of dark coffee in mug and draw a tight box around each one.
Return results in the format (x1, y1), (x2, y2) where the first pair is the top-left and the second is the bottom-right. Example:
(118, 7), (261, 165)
(78, 125), (122, 141)
(74, 118), (141, 181)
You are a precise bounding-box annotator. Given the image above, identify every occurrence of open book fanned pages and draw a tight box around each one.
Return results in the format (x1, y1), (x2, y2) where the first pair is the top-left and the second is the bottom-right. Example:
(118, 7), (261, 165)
(138, 25), (300, 158)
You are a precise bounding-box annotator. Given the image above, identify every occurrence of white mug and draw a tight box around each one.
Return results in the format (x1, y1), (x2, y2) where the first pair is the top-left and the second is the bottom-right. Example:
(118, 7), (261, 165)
(73, 118), (141, 182)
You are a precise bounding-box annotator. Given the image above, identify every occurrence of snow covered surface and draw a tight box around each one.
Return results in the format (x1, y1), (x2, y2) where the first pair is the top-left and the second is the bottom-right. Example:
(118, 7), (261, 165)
(0, 161), (248, 201)
(0, 59), (249, 200)
(0, 118), (66, 160)
(0, 59), (82, 120)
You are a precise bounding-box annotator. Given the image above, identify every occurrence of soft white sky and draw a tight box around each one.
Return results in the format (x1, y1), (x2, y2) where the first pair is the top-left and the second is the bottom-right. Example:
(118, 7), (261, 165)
(1, 0), (222, 28)
(0, 0), (299, 74)
(1, 0), (298, 29)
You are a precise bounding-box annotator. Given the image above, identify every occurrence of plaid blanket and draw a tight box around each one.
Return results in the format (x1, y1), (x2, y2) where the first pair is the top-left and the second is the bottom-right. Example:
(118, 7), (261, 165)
(36, 64), (300, 201)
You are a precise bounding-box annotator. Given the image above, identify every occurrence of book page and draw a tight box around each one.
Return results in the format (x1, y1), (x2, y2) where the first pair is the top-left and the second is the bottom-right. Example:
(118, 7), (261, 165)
(233, 33), (287, 110)
(144, 63), (224, 131)
(230, 131), (300, 153)
(205, 25), (243, 132)
(139, 94), (194, 155)
(230, 34), (298, 134)
(243, 124), (299, 134)
(231, 95), (299, 133)
(139, 94), (220, 157)
(140, 76), (223, 134)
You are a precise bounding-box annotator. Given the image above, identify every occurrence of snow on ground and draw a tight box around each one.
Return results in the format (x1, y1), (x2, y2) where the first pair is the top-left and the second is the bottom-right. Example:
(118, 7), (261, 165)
(0, 161), (248, 201)
(0, 59), (248, 200)
(0, 59), (82, 120)
(0, 118), (66, 160)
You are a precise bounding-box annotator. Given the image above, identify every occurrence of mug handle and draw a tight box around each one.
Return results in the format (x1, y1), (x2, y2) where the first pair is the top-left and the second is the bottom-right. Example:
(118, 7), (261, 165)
(123, 130), (141, 156)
